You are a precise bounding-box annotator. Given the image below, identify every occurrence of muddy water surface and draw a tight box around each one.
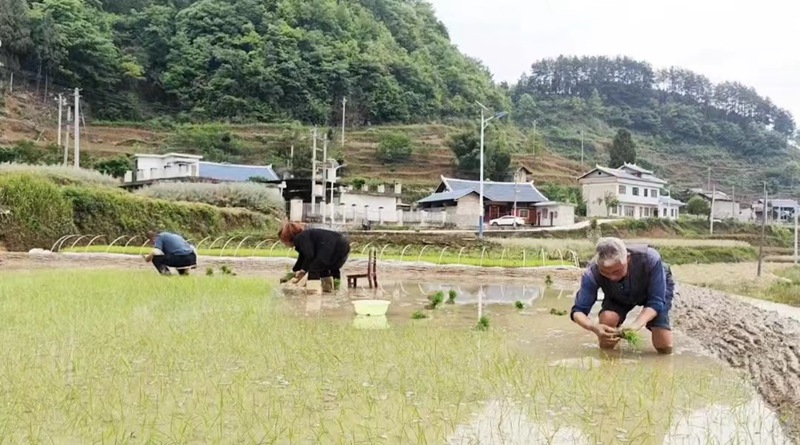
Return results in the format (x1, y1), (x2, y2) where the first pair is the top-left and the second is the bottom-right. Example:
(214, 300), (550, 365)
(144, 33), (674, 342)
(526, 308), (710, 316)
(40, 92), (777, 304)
(279, 280), (793, 444)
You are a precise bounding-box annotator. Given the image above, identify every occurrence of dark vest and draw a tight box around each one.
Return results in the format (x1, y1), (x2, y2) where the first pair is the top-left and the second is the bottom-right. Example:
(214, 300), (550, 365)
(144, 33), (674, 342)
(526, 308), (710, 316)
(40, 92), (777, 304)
(590, 244), (653, 307)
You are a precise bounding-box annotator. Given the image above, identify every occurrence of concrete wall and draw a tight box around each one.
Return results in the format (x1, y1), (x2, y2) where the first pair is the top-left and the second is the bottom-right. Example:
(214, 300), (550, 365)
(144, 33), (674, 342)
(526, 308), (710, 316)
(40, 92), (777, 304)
(582, 182), (618, 217)
(710, 200), (740, 220)
(455, 193), (481, 216)
(134, 155), (200, 181)
(339, 193), (399, 222)
(658, 205), (681, 220)
(536, 205), (575, 227)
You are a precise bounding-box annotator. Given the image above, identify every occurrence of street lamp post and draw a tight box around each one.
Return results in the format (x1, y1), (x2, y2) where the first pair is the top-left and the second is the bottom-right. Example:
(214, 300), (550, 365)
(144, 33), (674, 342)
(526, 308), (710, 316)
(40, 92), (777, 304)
(476, 101), (507, 239)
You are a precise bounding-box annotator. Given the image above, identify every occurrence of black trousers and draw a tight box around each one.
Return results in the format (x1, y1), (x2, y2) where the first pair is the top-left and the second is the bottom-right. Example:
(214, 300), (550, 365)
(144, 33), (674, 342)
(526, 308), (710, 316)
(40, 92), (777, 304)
(307, 243), (351, 280)
(152, 252), (197, 275)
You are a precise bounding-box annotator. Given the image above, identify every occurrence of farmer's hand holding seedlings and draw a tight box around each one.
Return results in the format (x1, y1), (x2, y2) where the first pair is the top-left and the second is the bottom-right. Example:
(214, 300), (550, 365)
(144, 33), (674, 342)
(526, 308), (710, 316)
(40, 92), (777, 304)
(569, 237), (676, 355)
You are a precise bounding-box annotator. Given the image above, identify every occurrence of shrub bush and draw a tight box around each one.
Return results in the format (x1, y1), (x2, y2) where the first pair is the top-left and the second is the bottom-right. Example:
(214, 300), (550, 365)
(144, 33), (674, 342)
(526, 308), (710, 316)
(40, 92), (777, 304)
(0, 173), (273, 251)
(0, 173), (75, 250)
(0, 163), (119, 186)
(376, 133), (413, 163)
(134, 182), (284, 216)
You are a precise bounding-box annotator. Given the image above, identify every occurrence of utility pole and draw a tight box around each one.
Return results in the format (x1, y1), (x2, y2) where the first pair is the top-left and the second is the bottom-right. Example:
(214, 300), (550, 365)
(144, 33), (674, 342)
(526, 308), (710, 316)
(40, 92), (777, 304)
(341, 97), (347, 148)
(795, 206), (798, 265)
(707, 167), (711, 191)
(73, 88), (80, 168)
(731, 186), (735, 219)
(758, 182), (768, 277)
(710, 184), (716, 235)
(310, 127), (317, 215)
(64, 106), (71, 166)
(512, 179), (519, 228)
(56, 94), (63, 148)
(479, 107), (486, 237)
(321, 137), (328, 224)
(580, 130), (584, 167)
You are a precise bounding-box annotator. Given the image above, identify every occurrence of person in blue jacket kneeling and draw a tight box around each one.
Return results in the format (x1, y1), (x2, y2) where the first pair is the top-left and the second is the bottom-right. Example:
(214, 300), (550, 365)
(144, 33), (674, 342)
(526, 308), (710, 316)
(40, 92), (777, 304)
(570, 237), (675, 354)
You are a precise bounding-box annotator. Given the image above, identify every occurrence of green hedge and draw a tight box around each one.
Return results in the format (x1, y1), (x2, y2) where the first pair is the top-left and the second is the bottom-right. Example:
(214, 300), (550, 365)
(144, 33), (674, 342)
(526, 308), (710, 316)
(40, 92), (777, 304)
(0, 173), (272, 251)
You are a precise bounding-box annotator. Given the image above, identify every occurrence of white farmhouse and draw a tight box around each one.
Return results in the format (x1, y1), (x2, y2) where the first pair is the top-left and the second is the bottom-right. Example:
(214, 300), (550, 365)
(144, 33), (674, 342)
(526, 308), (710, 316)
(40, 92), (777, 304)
(578, 163), (684, 220)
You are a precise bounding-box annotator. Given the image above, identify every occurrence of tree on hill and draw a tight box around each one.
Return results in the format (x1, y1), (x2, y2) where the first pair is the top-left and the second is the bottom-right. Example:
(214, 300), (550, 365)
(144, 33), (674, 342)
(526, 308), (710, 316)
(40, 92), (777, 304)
(511, 55), (795, 160)
(2, 0), (508, 123)
(609, 129), (636, 168)
(448, 129), (511, 181)
(686, 196), (710, 216)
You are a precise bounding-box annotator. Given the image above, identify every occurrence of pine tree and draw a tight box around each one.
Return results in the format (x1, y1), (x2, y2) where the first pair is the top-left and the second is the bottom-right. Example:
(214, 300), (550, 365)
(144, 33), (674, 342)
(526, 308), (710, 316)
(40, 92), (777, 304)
(609, 129), (636, 168)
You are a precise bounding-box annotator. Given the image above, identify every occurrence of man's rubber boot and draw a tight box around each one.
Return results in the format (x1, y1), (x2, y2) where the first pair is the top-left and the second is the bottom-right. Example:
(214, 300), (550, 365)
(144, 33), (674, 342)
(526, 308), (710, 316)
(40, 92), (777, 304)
(321, 277), (335, 293)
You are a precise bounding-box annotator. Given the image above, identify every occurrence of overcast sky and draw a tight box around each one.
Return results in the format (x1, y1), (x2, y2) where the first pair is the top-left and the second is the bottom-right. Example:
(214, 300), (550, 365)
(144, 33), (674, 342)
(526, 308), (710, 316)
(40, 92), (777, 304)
(429, 0), (800, 119)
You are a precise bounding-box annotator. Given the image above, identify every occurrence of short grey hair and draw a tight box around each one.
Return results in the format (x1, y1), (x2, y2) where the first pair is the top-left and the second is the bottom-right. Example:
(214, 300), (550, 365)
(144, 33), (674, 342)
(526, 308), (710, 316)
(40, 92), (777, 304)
(594, 237), (628, 267)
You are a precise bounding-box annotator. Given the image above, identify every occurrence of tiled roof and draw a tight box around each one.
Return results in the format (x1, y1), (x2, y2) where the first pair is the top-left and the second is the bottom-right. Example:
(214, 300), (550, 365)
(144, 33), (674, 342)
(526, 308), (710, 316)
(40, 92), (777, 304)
(770, 199), (798, 208)
(416, 189), (475, 204)
(659, 196), (685, 206)
(198, 162), (280, 182)
(442, 177), (548, 203)
(579, 165), (667, 185)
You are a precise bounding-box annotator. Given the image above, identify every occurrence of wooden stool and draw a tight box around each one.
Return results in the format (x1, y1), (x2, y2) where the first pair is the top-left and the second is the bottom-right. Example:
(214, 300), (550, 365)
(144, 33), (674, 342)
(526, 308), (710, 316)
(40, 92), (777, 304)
(347, 248), (377, 289)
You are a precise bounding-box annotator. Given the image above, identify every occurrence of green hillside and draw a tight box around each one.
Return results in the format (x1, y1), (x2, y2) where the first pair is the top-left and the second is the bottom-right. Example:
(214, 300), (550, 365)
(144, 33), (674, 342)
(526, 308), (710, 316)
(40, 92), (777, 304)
(1, 0), (798, 203)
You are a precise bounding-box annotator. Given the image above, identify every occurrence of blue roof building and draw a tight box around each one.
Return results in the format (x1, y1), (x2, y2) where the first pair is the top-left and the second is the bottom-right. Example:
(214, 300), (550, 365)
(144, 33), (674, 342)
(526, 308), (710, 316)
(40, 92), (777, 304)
(198, 161), (280, 182)
(123, 153), (282, 189)
(416, 176), (575, 228)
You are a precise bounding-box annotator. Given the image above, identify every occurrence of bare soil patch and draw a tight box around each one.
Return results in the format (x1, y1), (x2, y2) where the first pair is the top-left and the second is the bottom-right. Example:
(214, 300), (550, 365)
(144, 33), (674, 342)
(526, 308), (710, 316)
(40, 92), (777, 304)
(674, 284), (800, 440)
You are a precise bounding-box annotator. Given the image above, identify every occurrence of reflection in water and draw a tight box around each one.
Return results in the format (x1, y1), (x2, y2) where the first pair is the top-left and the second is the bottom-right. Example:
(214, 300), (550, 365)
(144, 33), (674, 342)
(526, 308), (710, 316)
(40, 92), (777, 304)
(664, 399), (789, 445)
(276, 280), (790, 444)
(352, 315), (389, 330)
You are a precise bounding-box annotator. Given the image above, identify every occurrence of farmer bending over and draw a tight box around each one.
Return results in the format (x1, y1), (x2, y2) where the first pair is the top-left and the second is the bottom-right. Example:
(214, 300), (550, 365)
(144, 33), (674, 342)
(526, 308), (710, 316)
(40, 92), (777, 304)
(144, 230), (197, 275)
(570, 237), (675, 354)
(278, 222), (351, 293)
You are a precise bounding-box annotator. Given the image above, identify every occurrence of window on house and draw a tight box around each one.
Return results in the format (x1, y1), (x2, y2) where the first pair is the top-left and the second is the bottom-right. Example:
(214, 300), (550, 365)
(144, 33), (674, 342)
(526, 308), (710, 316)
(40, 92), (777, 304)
(625, 206), (635, 217)
(644, 189), (649, 197)
(611, 206), (618, 215)
(554, 211), (559, 218)
(619, 185), (626, 194)
(519, 209), (529, 218)
(632, 187), (640, 196)
(671, 208), (676, 217)
(643, 207), (650, 217)
(652, 189), (658, 197)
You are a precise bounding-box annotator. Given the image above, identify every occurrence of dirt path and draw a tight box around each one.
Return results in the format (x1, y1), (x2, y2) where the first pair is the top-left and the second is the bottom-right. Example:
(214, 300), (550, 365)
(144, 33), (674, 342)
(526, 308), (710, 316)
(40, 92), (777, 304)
(674, 284), (800, 440)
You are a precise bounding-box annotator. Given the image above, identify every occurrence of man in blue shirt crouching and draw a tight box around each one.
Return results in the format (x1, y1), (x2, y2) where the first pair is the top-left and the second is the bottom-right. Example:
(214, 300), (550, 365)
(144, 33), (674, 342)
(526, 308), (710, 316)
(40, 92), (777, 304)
(144, 230), (197, 276)
(570, 237), (675, 355)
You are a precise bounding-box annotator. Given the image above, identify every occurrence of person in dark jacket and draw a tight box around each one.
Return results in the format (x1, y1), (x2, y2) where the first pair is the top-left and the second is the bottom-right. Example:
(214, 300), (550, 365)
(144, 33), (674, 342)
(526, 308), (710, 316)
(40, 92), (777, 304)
(144, 230), (197, 276)
(278, 222), (351, 292)
(570, 237), (675, 354)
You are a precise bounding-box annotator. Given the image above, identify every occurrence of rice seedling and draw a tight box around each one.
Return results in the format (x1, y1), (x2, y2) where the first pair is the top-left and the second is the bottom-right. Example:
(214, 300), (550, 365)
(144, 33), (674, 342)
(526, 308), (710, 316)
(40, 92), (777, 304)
(619, 328), (644, 349)
(206, 267), (214, 276)
(545, 274), (554, 286)
(425, 291), (445, 310)
(515, 301), (525, 310)
(69, 245), (574, 269)
(411, 310), (429, 320)
(0, 269), (778, 443)
(475, 316), (490, 331)
(549, 308), (567, 316)
(447, 289), (457, 304)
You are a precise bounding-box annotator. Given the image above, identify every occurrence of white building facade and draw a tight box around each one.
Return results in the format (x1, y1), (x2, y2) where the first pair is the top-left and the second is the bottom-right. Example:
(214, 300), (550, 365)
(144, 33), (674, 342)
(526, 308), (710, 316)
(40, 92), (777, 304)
(579, 163), (684, 220)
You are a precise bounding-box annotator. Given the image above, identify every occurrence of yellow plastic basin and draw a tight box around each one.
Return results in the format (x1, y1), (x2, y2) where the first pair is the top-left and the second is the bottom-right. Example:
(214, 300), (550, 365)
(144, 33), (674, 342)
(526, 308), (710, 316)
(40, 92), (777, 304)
(352, 299), (391, 316)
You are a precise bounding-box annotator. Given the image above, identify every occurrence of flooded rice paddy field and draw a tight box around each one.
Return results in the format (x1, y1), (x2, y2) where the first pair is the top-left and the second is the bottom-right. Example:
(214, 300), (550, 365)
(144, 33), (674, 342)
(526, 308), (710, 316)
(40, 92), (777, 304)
(280, 280), (792, 444)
